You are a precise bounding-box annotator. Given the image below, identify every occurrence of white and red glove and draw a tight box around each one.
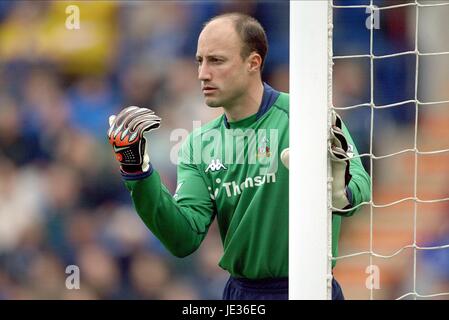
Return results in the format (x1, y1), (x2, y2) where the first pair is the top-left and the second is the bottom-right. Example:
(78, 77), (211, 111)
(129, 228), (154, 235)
(108, 106), (161, 174)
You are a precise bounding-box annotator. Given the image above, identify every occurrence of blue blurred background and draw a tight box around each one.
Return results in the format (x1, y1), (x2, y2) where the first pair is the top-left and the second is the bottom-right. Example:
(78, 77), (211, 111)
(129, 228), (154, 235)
(0, 0), (447, 299)
(0, 0), (289, 300)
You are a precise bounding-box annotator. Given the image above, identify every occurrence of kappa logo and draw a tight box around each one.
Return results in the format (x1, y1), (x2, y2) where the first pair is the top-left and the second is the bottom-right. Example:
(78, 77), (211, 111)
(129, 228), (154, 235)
(205, 159), (227, 173)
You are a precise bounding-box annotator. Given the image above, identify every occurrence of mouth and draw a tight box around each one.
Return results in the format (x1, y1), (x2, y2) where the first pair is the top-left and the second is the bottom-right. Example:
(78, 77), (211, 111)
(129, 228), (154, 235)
(202, 86), (217, 95)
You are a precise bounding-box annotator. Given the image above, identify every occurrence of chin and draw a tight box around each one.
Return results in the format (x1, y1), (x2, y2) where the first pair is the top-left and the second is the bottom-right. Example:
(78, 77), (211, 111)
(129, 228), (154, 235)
(205, 98), (222, 108)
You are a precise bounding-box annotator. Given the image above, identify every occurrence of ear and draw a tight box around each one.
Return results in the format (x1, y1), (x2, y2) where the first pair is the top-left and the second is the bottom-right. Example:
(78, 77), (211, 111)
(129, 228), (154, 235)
(247, 52), (262, 73)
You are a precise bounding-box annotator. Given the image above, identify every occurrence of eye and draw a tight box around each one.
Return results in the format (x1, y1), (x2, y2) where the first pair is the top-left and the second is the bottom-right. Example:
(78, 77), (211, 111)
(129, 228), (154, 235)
(210, 57), (222, 64)
(195, 57), (202, 65)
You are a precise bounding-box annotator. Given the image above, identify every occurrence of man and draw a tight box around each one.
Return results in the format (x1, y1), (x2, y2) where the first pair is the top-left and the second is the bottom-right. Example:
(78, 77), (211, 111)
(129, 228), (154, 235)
(107, 13), (371, 300)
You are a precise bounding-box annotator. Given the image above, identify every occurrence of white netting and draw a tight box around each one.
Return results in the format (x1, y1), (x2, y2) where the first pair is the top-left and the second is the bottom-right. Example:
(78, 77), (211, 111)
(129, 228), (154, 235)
(330, 0), (449, 300)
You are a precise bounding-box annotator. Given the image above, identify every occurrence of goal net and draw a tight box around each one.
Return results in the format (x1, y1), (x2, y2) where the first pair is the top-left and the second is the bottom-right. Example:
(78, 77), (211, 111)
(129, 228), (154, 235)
(290, 0), (449, 300)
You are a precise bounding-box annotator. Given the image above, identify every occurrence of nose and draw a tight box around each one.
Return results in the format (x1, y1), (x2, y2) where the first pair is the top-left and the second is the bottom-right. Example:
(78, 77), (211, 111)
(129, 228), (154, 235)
(198, 63), (211, 81)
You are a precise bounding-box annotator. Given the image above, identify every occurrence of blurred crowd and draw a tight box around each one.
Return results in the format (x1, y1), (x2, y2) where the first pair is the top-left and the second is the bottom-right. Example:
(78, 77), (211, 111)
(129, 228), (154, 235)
(0, 1), (288, 299)
(0, 0), (447, 300)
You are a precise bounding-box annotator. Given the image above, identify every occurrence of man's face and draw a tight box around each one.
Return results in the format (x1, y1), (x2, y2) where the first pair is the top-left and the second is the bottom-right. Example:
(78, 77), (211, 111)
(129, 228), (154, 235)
(196, 18), (250, 108)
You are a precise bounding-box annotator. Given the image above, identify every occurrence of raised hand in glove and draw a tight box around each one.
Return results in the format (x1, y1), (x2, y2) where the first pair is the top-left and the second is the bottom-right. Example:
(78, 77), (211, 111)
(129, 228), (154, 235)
(330, 110), (353, 211)
(108, 106), (161, 174)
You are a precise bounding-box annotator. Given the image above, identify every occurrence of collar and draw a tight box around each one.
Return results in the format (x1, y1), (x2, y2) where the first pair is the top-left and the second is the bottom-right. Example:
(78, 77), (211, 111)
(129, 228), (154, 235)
(223, 82), (280, 129)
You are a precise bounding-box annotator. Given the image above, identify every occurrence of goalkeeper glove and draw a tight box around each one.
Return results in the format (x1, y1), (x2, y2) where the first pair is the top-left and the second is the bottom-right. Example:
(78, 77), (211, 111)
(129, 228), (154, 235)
(107, 106), (161, 174)
(279, 112), (353, 211)
(330, 110), (353, 210)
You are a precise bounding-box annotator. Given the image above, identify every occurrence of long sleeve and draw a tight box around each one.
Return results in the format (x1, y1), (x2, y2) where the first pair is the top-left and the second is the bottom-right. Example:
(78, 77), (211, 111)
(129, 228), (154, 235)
(124, 135), (215, 257)
(331, 120), (371, 266)
(338, 120), (372, 217)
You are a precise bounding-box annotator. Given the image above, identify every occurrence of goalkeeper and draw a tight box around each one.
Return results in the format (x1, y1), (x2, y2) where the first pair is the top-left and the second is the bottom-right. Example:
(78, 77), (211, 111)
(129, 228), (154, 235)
(107, 13), (371, 300)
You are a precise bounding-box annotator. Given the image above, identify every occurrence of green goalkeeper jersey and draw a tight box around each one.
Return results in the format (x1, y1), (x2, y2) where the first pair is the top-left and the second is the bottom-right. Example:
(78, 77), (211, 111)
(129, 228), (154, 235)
(123, 83), (371, 279)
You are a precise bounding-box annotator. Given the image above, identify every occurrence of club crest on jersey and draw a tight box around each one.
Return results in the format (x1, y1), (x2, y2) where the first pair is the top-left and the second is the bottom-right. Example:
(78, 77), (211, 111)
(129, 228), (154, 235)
(256, 137), (271, 159)
(205, 159), (227, 173)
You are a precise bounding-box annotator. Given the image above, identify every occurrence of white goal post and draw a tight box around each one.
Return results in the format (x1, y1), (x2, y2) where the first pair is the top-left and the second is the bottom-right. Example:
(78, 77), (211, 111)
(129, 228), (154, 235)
(289, 1), (333, 300)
